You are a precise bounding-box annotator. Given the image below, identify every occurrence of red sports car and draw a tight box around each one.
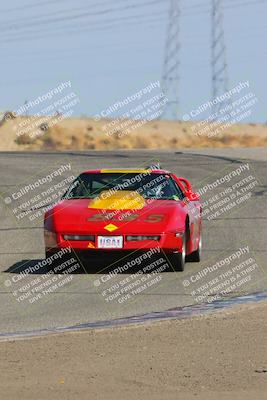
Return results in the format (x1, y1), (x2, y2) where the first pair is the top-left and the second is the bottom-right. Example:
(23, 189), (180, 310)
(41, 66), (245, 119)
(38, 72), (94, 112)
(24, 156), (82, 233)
(44, 167), (202, 271)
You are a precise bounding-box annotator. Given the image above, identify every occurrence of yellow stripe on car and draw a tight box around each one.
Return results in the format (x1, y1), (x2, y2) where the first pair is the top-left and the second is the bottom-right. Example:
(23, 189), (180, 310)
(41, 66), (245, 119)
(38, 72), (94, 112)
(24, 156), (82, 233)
(89, 190), (145, 210)
(100, 169), (150, 173)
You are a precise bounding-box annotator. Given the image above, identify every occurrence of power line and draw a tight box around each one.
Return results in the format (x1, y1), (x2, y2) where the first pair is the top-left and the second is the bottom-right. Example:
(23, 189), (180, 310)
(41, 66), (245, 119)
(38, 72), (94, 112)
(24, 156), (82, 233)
(0, 19), (168, 45)
(0, 0), (265, 78)
(181, 0), (267, 17)
(0, 11), (169, 44)
(0, 0), (168, 33)
(0, 0), (169, 43)
(0, 0), (69, 13)
(0, 0), (266, 41)
(0, 0), (144, 26)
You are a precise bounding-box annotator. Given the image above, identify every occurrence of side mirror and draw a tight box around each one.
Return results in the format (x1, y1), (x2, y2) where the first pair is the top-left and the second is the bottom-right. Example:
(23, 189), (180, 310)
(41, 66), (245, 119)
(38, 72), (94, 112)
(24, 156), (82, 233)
(177, 177), (200, 201)
(177, 177), (193, 192)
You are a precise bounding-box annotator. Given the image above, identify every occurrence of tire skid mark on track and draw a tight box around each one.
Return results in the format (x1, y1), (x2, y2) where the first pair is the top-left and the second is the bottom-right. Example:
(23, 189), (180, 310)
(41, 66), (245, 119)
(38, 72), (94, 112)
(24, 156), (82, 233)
(0, 290), (266, 341)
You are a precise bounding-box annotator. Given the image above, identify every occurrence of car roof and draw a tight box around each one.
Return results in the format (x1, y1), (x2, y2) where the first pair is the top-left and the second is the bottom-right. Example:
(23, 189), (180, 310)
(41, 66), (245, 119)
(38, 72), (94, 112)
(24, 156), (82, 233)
(82, 168), (170, 174)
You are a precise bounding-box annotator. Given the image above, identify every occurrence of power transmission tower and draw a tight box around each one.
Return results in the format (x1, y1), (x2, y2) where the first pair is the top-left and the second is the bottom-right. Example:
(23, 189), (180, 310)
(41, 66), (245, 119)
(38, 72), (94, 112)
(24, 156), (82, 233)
(161, 0), (181, 120)
(211, 0), (229, 118)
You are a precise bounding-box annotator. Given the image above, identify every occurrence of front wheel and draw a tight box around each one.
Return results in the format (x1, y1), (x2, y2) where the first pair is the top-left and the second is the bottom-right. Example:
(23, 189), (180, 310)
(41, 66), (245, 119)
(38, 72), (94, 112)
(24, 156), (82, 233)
(187, 231), (202, 262)
(168, 234), (186, 271)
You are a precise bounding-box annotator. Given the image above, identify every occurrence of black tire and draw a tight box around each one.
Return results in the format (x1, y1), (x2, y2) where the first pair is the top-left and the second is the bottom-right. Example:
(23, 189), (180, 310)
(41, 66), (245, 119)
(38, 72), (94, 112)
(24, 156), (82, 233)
(168, 234), (186, 271)
(187, 231), (202, 262)
(45, 250), (53, 259)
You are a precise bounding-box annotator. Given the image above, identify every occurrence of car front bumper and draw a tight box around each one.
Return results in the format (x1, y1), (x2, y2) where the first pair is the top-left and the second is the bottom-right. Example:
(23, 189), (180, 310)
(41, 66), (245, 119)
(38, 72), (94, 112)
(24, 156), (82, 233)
(45, 231), (184, 254)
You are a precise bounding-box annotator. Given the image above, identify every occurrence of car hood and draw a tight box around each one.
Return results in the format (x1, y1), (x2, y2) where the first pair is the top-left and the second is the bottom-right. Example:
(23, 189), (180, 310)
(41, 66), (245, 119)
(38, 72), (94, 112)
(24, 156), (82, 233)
(51, 196), (187, 234)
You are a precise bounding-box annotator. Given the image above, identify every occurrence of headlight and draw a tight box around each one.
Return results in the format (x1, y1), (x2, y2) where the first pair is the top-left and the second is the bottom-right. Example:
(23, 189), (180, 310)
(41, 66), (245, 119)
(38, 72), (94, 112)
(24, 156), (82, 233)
(63, 235), (95, 241)
(126, 235), (160, 241)
(175, 232), (184, 237)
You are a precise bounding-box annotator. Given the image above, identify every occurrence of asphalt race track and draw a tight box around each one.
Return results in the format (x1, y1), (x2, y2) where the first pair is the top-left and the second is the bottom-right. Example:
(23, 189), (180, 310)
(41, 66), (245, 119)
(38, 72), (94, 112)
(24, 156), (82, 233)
(0, 149), (266, 335)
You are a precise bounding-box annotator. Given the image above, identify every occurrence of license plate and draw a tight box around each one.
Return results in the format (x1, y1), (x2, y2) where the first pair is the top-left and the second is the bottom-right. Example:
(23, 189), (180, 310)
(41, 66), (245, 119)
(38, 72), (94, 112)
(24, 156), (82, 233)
(97, 236), (123, 249)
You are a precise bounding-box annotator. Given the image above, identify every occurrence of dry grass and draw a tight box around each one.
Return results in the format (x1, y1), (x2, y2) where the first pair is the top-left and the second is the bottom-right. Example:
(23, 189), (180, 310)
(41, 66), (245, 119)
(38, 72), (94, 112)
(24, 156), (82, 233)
(0, 115), (267, 151)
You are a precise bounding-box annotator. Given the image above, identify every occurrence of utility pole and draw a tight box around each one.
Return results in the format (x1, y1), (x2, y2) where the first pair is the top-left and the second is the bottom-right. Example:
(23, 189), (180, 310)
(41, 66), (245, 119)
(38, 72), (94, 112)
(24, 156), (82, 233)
(24, 100), (29, 116)
(161, 0), (181, 120)
(211, 0), (229, 117)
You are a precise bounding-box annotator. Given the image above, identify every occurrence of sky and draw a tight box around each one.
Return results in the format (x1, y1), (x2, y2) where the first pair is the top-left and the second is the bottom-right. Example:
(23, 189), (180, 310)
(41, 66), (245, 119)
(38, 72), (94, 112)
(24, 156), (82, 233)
(0, 0), (266, 122)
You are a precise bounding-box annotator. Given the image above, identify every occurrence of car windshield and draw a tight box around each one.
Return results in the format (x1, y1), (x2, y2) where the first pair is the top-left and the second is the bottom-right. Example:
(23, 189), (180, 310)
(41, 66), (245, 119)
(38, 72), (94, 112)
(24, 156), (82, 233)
(62, 172), (184, 201)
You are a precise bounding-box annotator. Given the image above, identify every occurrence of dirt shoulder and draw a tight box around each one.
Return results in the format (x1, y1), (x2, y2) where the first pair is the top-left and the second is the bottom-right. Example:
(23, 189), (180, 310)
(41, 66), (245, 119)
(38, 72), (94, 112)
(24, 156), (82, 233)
(0, 301), (267, 400)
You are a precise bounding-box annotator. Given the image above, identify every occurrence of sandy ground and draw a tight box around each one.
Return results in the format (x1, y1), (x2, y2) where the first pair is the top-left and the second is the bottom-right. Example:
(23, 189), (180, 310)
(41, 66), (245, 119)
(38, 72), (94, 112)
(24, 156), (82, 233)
(0, 301), (267, 400)
(0, 115), (267, 151)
